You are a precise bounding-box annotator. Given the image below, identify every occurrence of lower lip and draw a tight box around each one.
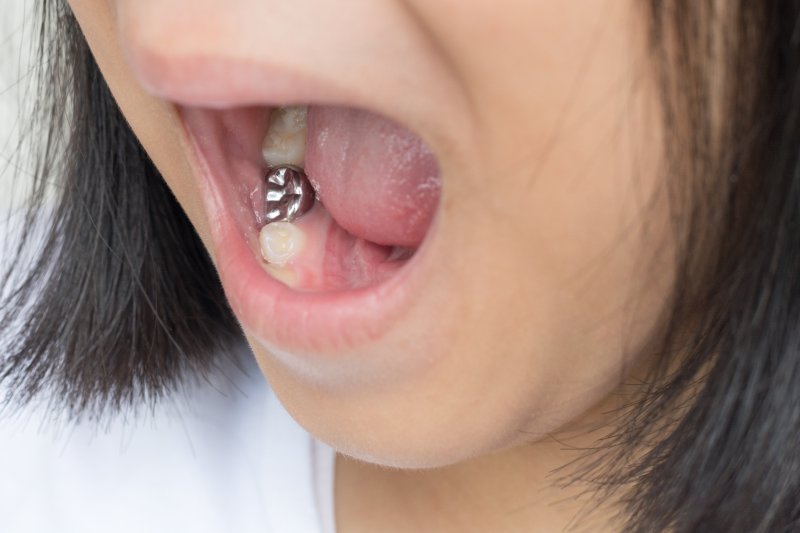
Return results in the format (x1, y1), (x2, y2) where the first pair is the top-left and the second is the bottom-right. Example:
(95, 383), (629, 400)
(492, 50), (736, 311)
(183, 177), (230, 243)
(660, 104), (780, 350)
(177, 106), (436, 357)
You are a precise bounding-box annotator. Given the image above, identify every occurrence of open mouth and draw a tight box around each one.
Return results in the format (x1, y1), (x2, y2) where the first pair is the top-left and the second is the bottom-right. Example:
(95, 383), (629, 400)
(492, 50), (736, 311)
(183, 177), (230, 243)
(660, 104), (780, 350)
(178, 104), (442, 354)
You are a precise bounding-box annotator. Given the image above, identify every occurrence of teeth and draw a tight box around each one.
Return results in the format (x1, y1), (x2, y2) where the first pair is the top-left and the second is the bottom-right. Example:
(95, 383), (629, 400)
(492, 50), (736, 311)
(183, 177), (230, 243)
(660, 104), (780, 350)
(263, 263), (300, 287)
(262, 106), (308, 167)
(259, 106), (309, 279)
(259, 221), (305, 266)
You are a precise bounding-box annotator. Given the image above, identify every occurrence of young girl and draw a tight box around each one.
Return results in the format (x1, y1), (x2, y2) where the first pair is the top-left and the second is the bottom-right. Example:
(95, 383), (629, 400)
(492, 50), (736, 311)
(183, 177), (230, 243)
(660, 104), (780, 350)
(1, 1), (798, 531)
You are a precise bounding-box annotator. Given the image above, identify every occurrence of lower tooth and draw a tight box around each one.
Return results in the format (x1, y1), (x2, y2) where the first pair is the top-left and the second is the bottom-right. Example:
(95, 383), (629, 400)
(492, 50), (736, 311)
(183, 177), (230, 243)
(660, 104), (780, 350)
(263, 263), (300, 287)
(259, 221), (305, 266)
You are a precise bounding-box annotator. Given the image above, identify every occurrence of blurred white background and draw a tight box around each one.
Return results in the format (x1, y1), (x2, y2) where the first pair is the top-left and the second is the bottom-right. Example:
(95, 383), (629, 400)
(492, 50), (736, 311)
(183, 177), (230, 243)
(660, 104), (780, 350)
(1, 0), (35, 215)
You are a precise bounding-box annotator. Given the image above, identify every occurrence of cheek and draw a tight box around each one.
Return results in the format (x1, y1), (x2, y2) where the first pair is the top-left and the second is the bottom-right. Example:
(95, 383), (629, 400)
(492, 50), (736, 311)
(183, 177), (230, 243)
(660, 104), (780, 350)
(284, 2), (671, 463)
(425, 2), (672, 372)
(67, 0), (216, 255)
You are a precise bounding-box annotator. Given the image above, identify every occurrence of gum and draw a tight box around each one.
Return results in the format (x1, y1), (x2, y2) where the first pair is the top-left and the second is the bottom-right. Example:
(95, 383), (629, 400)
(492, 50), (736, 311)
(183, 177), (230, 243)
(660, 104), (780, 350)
(259, 202), (409, 291)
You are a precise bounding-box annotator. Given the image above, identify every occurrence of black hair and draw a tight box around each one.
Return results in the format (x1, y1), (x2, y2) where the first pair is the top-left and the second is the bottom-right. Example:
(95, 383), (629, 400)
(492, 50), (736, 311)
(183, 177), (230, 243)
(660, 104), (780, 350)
(0, 0), (243, 418)
(1, 0), (799, 531)
(597, 2), (800, 531)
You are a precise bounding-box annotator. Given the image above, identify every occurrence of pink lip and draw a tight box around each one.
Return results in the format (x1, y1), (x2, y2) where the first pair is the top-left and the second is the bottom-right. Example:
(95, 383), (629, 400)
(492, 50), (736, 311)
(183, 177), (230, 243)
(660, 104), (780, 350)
(177, 105), (436, 357)
(130, 52), (368, 111)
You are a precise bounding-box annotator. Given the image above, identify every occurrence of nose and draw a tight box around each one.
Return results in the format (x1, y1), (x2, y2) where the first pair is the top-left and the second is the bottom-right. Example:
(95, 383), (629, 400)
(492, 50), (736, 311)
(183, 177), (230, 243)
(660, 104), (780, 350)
(114, 0), (436, 108)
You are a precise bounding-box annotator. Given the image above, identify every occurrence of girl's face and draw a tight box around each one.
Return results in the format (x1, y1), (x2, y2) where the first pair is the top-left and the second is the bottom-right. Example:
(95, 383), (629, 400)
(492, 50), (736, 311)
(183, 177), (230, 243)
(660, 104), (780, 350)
(68, 0), (671, 467)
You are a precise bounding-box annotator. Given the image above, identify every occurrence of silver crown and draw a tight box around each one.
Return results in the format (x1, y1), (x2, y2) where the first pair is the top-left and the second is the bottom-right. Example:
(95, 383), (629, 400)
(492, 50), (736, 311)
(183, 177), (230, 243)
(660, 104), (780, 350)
(264, 165), (315, 223)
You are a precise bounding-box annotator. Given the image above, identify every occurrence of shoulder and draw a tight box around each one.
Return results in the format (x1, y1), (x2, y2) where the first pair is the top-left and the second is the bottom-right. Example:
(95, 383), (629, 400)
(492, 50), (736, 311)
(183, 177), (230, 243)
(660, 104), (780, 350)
(0, 352), (334, 533)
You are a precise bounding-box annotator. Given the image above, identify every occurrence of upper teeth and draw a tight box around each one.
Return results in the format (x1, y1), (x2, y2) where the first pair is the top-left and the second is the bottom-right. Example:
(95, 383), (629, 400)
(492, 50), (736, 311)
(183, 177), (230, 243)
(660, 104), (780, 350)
(259, 106), (311, 272)
(262, 106), (308, 167)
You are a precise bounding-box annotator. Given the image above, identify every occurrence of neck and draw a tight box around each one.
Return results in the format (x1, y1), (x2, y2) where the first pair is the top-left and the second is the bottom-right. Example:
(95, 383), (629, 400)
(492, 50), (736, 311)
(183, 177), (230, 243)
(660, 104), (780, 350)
(334, 391), (634, 533)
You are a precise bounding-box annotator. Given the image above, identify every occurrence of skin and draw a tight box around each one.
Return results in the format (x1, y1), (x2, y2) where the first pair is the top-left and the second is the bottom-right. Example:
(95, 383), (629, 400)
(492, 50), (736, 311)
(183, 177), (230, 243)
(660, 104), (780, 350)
(67, 0), (673, 530)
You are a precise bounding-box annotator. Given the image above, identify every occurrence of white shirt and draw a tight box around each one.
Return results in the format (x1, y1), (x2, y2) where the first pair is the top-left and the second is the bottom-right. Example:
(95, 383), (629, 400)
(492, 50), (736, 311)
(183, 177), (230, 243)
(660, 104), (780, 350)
(0, 352), (337, 533)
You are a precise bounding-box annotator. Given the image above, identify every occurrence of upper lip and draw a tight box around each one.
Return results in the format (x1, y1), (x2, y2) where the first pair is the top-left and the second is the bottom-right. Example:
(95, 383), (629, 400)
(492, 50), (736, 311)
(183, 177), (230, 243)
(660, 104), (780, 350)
(118, 15), (470, 155)
(128, 51), (360, 109)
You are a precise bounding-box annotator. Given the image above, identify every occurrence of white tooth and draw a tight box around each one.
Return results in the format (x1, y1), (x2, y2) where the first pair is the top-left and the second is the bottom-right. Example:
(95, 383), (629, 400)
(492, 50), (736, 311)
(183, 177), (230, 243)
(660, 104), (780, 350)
(263, 263), (299, 287)
(259, 221), (305, 266)
(262, 106), (308, 167)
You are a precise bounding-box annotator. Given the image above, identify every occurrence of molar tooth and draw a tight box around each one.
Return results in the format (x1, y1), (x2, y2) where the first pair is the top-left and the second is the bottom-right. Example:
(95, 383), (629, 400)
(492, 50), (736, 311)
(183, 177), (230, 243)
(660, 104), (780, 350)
(262, 106), (308, 167)
(259, 221), (305, 266)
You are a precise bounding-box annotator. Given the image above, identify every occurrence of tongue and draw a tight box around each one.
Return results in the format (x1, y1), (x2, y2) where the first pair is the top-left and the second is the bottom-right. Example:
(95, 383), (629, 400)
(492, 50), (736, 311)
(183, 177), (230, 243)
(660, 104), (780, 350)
(304, 106), (441, 248)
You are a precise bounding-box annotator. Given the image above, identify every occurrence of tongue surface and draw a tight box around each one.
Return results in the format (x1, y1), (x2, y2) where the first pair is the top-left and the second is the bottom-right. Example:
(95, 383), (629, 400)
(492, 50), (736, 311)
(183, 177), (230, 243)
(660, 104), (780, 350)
(305, 106), (440, 248)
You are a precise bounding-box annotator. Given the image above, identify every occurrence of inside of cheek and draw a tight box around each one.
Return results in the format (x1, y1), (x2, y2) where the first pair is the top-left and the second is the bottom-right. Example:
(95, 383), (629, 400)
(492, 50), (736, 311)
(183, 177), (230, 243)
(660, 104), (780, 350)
(210, 106), (416, 292)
